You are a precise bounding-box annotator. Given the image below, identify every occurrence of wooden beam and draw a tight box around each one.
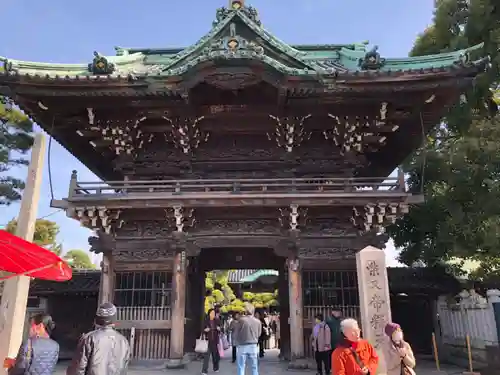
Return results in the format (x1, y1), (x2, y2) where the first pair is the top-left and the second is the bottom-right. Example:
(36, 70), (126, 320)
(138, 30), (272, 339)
(66, 193), (421, 209)
(116, 320), (172, 330)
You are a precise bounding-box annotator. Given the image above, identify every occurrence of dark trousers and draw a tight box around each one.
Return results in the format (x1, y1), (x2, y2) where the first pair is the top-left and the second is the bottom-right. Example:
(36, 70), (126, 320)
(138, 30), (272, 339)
(232, 345), (236, 362)
(202, 341), (220, 373)
(258, 338), (265, 357)
(315, 350), (330, 375)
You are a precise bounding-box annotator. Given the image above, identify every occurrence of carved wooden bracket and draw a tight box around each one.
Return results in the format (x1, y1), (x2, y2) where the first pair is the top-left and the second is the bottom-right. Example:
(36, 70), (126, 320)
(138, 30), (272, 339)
(274, 239), (298, 258)
(351, 203), (409, 233)
(162, 116), (208, 154)
(75, 207), (122, 234)
(267, 114), (311, 152)
(78, 115), (153, 156)
(88, 231), (116, 254)
(279, 204), (308, 231)
(324, 106), (397, 155)
(165, 206), (196, 233)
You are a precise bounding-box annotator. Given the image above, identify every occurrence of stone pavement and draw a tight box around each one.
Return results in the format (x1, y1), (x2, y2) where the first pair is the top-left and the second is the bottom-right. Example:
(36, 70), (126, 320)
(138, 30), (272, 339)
(54, 349), (466, 375)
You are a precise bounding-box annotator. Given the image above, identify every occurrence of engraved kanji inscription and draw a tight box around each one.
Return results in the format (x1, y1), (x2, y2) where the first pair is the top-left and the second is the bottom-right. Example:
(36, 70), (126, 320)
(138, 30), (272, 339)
(368, 294), (385, 312)
(369, 313), (386, 330)
(365, 260), (380, 277)
(369, 280), (382, 290)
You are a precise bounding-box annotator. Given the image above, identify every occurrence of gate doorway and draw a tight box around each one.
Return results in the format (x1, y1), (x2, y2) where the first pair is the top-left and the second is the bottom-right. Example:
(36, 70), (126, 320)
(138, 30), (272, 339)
(184, 247), (290, 358)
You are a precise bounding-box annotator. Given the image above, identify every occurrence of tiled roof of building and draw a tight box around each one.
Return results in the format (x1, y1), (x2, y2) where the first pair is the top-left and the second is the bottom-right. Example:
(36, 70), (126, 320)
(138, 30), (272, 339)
(9, 267), (460, 296)
(240, 269), (279, 283)
(0, 270), (101, 296)
(227, 269), (257, 283)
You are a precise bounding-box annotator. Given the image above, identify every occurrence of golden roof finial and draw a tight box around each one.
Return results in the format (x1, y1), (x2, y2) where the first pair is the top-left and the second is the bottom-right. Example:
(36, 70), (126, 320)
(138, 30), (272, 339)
(229, 0), (244, 10)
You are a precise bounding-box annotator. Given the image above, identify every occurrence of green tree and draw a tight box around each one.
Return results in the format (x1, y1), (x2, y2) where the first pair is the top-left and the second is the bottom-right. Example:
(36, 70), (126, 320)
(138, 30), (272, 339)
(5, 218), (62, 255)
(387, 0), (500, 275)
(205, 272), (214, 291)
(63, 249), (95, 269)
(204, 296), (215, 313)
(211, 289), (225, 304)
(0, 96), (34, 205)
(242, 292), (255, 302)
(226, 298), (245, 313)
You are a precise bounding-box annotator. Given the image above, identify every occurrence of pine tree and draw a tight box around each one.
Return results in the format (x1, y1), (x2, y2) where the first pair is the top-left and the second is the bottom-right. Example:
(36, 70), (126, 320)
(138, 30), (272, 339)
(0, 96), (34, 205)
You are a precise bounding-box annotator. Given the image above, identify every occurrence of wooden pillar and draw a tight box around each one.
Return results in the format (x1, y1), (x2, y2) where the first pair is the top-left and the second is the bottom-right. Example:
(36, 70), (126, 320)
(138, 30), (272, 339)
(167, 251), (187, 368)
(278, 263), (290, 360)
(0, 134), (45, 373)
(184, 256), (204, 353)
(99, 252), (114, 304)
(288, 257), (305, 362)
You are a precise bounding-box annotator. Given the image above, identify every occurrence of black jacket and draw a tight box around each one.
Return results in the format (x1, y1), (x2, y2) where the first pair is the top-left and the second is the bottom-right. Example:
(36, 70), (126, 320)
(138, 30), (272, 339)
(203, 317), (221, 344)
(66, 326), (130, 375)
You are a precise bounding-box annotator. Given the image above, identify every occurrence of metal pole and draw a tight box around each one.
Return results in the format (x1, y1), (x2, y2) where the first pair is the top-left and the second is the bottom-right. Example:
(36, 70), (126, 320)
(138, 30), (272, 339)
(0, 134), (46, 374)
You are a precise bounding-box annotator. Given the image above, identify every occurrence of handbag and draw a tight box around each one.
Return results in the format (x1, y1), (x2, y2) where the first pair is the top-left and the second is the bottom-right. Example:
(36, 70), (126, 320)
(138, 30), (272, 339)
(401, 363), (416, 375)
(195, 335), (208, 354)
(221, 334), (230, 350)
(218, 337), (225, 357)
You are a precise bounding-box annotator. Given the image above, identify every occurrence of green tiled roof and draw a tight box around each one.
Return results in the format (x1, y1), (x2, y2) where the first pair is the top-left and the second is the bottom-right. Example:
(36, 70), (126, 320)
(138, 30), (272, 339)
(240, 269), (279, 283)
(0, 4), (488, 81)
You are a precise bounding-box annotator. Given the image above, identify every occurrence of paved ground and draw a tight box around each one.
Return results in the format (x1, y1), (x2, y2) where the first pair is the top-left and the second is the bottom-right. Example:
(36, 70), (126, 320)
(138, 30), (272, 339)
(54, 349), (466, 375)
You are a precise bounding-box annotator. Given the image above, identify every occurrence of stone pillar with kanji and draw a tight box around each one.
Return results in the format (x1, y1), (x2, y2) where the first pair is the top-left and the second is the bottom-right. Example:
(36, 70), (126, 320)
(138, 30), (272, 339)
(356, 246), (392, 375)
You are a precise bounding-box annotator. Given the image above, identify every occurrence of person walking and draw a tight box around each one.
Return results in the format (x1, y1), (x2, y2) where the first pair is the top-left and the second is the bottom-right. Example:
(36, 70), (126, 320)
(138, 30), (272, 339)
(382, 323), (416, 375)
(254, 311), (268, 358)
(274, 314), (281, 349)
(331, 318), (379, 375)
(233, 303), (262, 375)
(229, 312), (241, 363)
(201, 308), (222, 375)
(311, 313), (331, 375)
(8, 313), (59, 375)
(67, 302), (130, 375)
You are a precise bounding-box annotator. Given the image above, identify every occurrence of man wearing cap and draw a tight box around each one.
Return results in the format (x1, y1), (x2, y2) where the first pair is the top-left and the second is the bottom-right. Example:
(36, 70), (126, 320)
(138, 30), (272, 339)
(67, 302), (130, 375)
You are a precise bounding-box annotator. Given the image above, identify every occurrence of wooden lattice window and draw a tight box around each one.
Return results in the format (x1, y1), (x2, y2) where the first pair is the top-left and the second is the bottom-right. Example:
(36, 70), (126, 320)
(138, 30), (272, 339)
(302, 270), (359, 307)
(114, 271), (172, 307)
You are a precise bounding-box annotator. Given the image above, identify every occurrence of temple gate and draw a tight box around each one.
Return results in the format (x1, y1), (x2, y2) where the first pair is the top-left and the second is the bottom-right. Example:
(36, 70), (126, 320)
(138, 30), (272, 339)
(0, 0), (487, 367)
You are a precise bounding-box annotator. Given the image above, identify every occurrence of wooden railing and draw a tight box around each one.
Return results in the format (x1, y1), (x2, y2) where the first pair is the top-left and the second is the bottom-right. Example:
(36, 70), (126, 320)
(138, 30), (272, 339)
(68, 175), (406, 198)
(118, 327), (171, 360)
(116, 306), (171, 321)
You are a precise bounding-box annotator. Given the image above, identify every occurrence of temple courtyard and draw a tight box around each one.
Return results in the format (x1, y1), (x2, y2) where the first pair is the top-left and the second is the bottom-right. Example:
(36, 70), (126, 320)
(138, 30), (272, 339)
(54, 349), (463, 375)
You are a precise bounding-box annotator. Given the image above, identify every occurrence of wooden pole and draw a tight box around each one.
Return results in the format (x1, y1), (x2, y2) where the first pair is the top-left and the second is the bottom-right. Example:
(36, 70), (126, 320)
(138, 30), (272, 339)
(466, 335), (473, 373)
(431, 332), (441, 371)
(167, 251), (187, 368)
(0, 134), (46, 374)
(287, 258), (304, 361)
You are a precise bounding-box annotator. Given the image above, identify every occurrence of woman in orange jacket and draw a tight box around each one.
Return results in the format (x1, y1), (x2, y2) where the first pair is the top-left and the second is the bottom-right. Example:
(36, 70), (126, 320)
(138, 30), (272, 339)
(331, 318), (379, 375)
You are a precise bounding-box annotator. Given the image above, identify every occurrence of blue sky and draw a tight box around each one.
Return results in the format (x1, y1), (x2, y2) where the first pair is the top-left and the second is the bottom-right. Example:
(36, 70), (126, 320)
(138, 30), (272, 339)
(1, 0), (435, 265)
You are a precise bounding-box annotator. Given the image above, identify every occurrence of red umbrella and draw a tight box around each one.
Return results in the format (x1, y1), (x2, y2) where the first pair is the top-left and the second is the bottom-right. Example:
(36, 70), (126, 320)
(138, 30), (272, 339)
(0, 229), (72, 281)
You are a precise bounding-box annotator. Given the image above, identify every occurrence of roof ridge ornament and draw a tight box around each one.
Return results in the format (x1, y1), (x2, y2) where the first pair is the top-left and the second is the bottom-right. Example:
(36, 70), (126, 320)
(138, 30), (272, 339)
(88, 51), (116, 75)
(213, 1), (261, 27)
(358, 45), (386, 71)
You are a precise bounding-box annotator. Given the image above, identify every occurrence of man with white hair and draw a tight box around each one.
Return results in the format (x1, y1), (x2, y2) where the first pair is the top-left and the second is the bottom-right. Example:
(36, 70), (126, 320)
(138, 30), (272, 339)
(331, 318), (379, 375)
(232, 303), (262, 375)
